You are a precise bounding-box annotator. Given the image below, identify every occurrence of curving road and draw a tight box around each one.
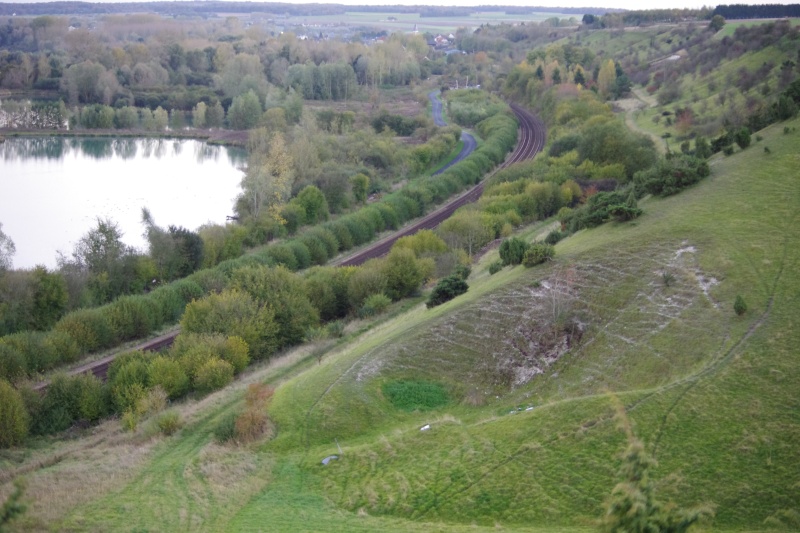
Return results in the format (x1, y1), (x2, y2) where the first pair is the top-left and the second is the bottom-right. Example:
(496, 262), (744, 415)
(33, 98), (546, 389)
(429, 90), (477, 176)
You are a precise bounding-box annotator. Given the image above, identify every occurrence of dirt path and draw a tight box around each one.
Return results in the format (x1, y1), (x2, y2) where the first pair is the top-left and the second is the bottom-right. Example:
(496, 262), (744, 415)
(618, 87), (668, 155)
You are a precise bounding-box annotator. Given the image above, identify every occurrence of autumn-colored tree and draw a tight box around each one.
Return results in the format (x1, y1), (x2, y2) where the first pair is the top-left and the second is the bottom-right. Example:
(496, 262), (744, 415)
(238, 132), (295, 223)
(597, 59), (617, 99)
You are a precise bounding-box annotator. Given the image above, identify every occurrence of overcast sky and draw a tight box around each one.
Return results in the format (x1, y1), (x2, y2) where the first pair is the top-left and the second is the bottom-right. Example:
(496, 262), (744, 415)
(268, 0), (794, 11)
(4, 0), (799, 12)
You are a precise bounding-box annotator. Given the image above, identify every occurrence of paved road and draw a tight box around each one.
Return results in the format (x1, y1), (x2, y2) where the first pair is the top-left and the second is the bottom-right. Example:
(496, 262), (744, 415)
(428, 90), (477, 175)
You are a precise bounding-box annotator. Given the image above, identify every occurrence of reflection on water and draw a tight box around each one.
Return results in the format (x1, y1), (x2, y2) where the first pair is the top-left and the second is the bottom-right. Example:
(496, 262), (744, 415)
(0, 137), (246, 165)
(0, 137), (247, 269)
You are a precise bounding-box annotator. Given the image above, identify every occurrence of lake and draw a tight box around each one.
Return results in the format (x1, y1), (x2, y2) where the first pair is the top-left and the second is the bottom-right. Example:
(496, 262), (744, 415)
(0, 136), (246, 270)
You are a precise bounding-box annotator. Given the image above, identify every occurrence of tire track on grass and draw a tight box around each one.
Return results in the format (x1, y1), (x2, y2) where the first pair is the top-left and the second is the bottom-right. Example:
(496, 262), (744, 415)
(649, 217), (795, 455)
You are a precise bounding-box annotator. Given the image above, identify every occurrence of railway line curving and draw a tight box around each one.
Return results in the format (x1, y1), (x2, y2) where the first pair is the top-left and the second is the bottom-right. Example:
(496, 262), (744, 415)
(32, 100), (546, 390)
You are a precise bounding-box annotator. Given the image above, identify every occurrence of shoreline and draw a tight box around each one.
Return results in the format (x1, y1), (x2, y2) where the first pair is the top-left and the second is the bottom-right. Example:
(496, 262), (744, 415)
(0, 127), (249, 147)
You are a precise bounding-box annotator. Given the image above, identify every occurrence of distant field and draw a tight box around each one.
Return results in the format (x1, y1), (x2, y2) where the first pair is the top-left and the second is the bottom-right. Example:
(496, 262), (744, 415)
(279, 11), (578, 33)
(714, 17), (800, 38)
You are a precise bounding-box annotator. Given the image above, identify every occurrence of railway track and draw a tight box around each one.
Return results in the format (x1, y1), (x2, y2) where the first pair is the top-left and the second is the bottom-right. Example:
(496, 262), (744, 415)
(32, 101), (546, 390)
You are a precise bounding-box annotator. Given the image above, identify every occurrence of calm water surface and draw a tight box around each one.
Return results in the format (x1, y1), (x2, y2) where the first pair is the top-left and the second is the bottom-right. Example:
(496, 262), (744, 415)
(0, 137), (246, 269)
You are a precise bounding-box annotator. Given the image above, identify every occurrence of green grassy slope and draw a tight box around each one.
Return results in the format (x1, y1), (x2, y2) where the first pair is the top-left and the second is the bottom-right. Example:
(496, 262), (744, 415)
(31, 118), (800, 532)
(262, 118), (800, 529)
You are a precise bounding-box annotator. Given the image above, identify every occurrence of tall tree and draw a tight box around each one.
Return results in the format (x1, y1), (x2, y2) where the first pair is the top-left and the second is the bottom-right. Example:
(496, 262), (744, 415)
(238, 132), (294, 223)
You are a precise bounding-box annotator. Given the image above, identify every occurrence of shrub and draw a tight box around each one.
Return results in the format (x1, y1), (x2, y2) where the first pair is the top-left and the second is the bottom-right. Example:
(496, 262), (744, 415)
(0, 343), (26, 382)
(359, 293), (392, 318)
(55, 307), (115, 354)
(522, 243), (555, 267)
(194, 357), (234, 395)
(180, 290), (279, 360)
(499, 237), (529, 266)
(148, 356), (190, 399)
(488, 260), (504, 275)
(213, 412), (238, 443)
(347, 261), (388, 309)
(427, 275), (469, 308)
(0, 379), (28, 447)
(452, 264), (471, 281)
(545, 229), (565, 245)
(110, 358), (150, 412)
(326, 320), (346, 338)
(634, 155), (710, 197)
(36, 373), (84, 433)
(234, 408), (271, 443)
(723, 145), (735, 156)
(0, 333), (44, 377)
(155, 410), (182, 436)
(220, 336), (250, 374)
(734, 127), (751, 149)
(121, 409), (139, 432)
(383, 247), (425, 300)
(107, 295), (159, 341)
(135, 386), (168, 417)
(76, 374), (109, 422)
(734, 295), (748, 316)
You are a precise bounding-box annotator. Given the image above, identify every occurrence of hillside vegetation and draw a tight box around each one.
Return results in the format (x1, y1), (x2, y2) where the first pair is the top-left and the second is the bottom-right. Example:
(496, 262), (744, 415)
(3, 113), (797, 533)
(2, 15), (799, 532)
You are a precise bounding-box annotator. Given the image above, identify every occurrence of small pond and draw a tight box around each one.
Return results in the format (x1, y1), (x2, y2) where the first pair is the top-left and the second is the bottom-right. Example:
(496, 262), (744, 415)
(0, 136), (246, 269)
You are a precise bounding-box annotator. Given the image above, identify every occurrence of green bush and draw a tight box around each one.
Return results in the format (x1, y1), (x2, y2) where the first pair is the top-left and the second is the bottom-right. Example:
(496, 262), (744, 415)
(382, 380), (449, 411)
(213, 411), (238, 443)
(154, 410), (182, 436)
(194, 357), (234, 395)
(149, 285), (187, 324)
(383, 247), (425, 300)
(0, 343), (26, 382)
(499, 237), (529, 266)
(488, 260), (504, 275)
(148, 356), (190, 399)
(522, 243), (555, 267)
(359, 293), (392, 318)
(180, 290), (279, 360)
(734, 295), (748, 316)
(545, 229), (565, 245)
(36, 373), (84, 433)
(634, 155), (710, 197)
(348, 261), (389, 309)
(55, 307), (115, 354)
(176, 346), (215, 388)
(0, 379), (29, 447)
(427, 275), (469, 308)
(107, 295), (159, 342)
(287, 241), (312, 270)
(0, 332), (52, 376)
(326, 320), (346, 338)
(109, 357), (150, 412)
(76, 374), (109, 422)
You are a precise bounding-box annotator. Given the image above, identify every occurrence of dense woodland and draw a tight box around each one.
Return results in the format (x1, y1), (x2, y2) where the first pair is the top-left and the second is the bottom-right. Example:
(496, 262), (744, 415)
(1, 7), (799, 451)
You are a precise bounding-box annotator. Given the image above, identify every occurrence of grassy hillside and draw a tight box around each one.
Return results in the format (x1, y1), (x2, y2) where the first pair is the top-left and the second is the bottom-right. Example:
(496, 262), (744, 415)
(259, 118), (799, 529)
(3, 117), (798, 531)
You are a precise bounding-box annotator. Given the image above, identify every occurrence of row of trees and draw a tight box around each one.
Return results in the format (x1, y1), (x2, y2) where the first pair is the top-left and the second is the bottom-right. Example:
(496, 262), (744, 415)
(0, 224), (475, 444)
(0, 17), (440, 108)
